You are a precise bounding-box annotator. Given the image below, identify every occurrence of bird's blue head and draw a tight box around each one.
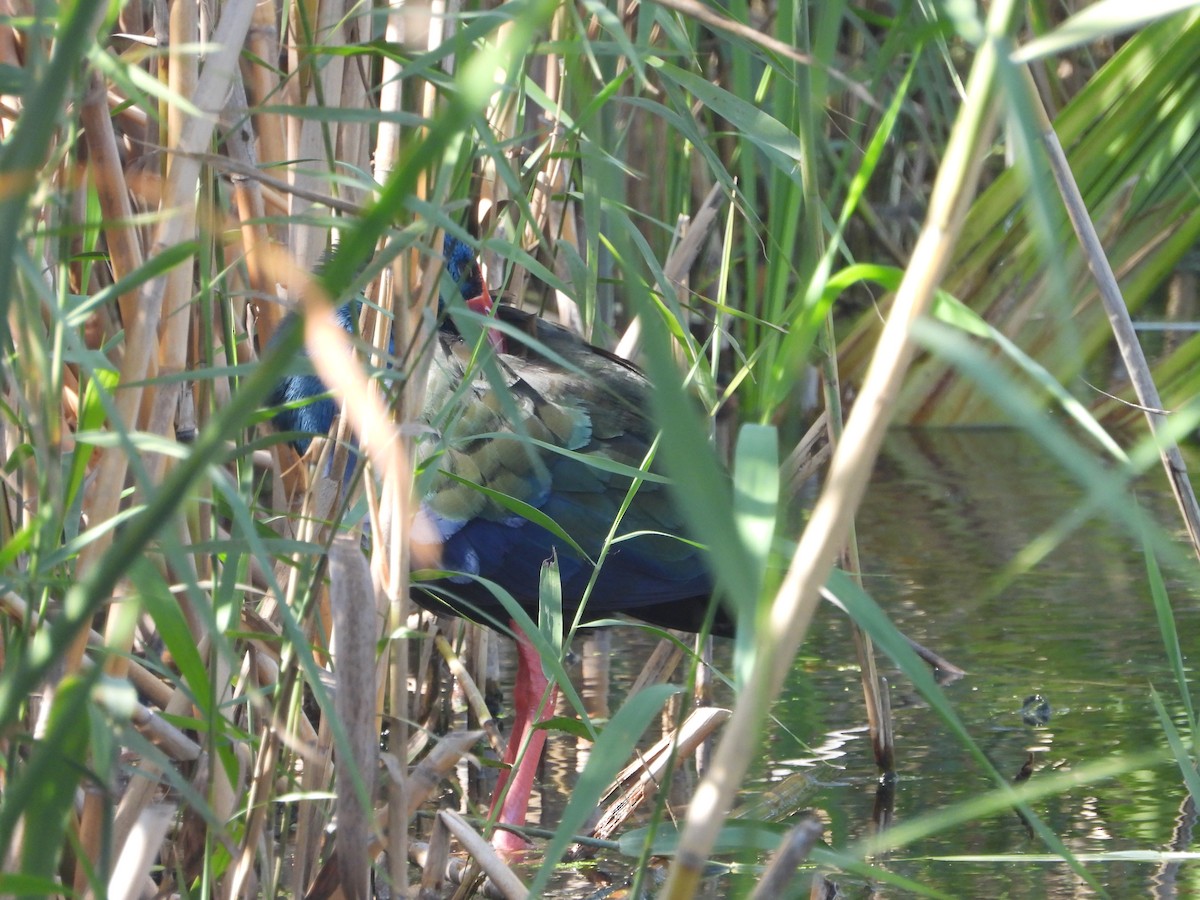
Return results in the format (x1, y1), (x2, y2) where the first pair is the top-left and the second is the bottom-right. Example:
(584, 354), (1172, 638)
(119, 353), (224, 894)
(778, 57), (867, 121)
(443, 234), (485, 302)
(440, 233), (504, 351)
(271, 232), (506, 452)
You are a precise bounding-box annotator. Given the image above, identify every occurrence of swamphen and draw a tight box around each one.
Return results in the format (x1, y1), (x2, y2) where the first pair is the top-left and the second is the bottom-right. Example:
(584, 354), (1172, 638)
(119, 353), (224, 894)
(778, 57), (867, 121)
(269, 236), (726, 851)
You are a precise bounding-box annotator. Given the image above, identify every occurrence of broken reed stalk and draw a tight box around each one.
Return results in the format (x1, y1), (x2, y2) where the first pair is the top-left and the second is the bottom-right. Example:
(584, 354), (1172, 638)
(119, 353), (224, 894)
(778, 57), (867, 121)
(819, 311), (894, 774)
(436, 633), (506, 755)
(1019, 66), (1200, 561)
(627, 634), (686, 698)
(419, 811), (457, 896)
(659, 0), (1020, 894)
(304, 729), (486, 894)
(403, 730), (488, 823)
(570, 706), (731, 858)
(438, 809), (529, 900)
(747, 816), (824, 900)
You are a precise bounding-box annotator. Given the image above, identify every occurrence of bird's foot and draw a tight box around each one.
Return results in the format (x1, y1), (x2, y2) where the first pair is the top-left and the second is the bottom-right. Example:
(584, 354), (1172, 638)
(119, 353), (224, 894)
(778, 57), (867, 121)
(490, 825), (534, 858)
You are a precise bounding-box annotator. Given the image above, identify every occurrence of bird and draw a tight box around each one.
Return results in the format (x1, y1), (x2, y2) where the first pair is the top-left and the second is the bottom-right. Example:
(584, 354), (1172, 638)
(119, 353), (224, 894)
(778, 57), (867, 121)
(266, 238), (497, 455)
(268, 234), (728, 852)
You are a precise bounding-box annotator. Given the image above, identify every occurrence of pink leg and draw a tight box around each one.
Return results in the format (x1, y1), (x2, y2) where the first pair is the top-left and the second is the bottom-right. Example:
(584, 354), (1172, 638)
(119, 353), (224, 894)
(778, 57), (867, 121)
(489, 624), (559, 853)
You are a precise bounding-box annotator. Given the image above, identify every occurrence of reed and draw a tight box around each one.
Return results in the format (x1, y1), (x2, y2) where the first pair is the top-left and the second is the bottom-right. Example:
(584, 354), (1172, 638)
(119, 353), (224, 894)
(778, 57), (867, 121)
(0, 0), (1198, 897)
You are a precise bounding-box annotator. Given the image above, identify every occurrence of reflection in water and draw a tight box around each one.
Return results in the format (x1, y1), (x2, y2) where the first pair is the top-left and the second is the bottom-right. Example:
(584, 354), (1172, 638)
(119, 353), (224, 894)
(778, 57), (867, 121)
(580, 631), (613, 720)
(437, 431), (1200, 897)
(764, 430), (1200, 897)
(1153, 795), (1198, 898)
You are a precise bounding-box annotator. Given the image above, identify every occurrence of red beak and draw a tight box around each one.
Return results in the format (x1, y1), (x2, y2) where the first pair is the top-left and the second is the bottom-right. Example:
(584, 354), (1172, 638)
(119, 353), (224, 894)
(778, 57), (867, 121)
(466, 284), (507, 353)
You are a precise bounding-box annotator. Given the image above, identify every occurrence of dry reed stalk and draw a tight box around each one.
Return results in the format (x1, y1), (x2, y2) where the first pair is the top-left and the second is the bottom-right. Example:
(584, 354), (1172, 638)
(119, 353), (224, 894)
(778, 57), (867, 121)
(852, 620), (892, 770)
(540, 148), (586, 333)
(82, 657), (205, 764)
(261, 283), (357, 897)
(258, 178), (292, 217)
(379, 219), (416, 896)
(304, 728), (486, 892)
(74, 787), (106, 898)
(305, 299), (417, 496)
(529, 10), (588, 332)
(472, 619), (499, 731)
(692, 635), (714, 774)
(356, 276), (405, 850)
(664, 183), (726, 299)
(139, 0), (202, 483)
(237, 632), (324, 749)
(406, 0), (444, 208)
(285, 0), (343, 273)
(53, 0), (256, 809)
(403, 729), (487, 820)
(1020, 66), (1200, 559)
(370, 491), (400, 766)
(819, 310), (893, 773)
(571, 706), (731, 856)
(83, 0), (257, 882)
(336, 2), (371, 208)
(166, 0), (199, 171)
(224, 80), (282, 344)
(187, 557), (244, 879)
(782, 411), (831, 493)
(438, 809), (528, 900)
(295, 704), (337, 893)
(747, 816), (824, 900)
(373, 2), (407, 190)
(229, 691), (284, 898)
(730, 770), (820, 823)
(244, 0), (288, 222)
(627, 634), (685, 698)
(64, 204), (157, 685)
(107, 803), (176, 900)
(290, 474), (342, 891)
(284, 279), (418, 890)
(60, 357), (81, 432)
(410, 613), (443, 727)
(661, 0), (1019, 892)
(329, 536), (384, 899)
(110, 637), (212, 859)
(616, 182), (726, 358)
(370, 4), (452, 888)
(109, 81), (150, 138)
(116, 0), (143, 37)
(419, 810), (456, 896)
(1, 590), (172, 710)
(436, 633), (506, 754)
(127, 699), (203, 761)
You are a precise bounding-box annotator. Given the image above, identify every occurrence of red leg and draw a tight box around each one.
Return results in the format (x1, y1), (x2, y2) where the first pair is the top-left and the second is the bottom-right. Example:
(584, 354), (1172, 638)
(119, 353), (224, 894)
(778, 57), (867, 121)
(489, 624), (559, 853)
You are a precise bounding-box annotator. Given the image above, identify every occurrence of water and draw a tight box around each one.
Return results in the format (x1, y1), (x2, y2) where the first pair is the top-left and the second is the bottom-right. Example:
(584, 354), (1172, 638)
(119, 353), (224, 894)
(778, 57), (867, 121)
(489, 430), (1200, 897)
(763, 430), (1200, 897)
